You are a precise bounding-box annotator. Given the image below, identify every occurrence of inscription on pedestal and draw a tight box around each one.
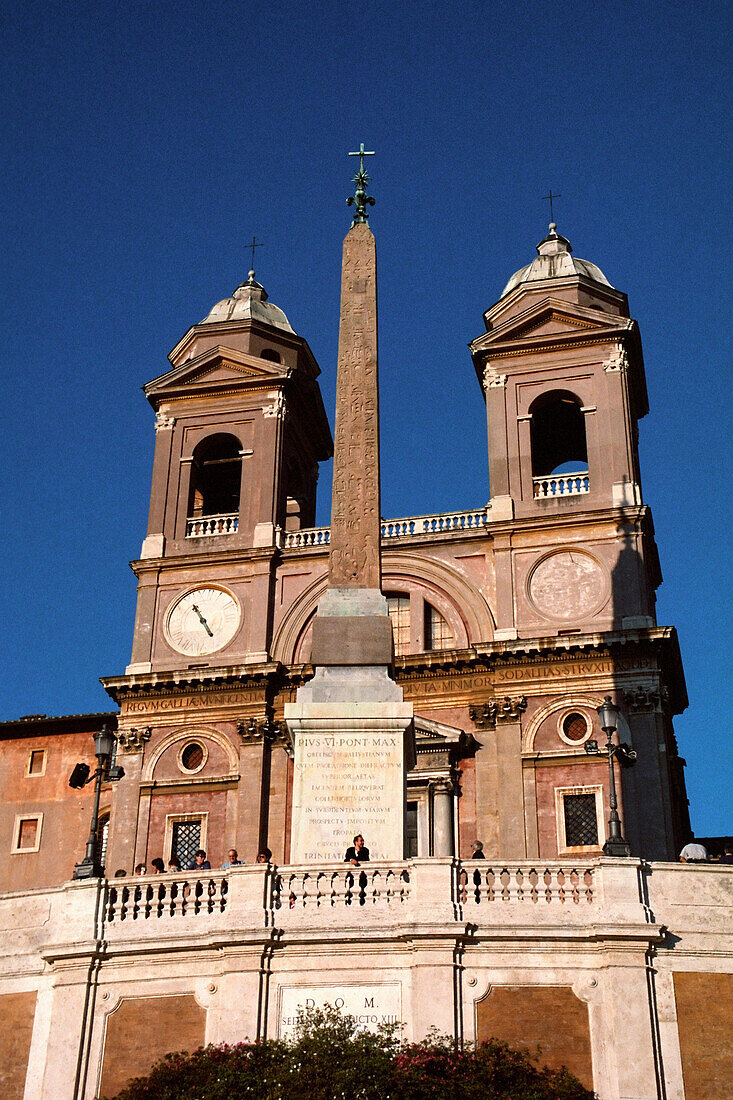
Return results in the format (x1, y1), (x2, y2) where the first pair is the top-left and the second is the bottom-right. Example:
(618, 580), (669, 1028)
(288, 710), (413, 863)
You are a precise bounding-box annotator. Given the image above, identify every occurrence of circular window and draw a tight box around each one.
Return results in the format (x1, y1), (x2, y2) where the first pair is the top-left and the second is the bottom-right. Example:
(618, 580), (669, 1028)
(180, 742), (205, 772)
(560, 712), (589, 744)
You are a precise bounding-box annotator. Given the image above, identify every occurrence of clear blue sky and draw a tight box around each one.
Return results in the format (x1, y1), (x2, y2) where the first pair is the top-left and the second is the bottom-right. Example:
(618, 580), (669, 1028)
(1, 1), (730, 836)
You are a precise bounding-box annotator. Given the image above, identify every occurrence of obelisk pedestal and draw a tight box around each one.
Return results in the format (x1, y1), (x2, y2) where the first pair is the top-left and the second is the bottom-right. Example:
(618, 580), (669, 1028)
(286, 158), (414, 864)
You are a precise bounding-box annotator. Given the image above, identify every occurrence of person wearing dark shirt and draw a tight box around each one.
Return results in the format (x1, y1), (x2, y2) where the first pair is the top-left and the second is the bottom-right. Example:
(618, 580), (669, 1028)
(187, 849), (211, 871)
(344, 834), (370, 865)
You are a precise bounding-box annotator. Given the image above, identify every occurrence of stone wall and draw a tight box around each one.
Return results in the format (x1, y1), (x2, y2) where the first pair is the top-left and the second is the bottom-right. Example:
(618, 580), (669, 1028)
(0, 860), (730, 1099)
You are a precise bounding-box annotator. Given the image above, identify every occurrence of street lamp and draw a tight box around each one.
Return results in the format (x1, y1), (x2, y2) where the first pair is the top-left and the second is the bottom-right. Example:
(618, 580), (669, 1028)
(70, 724), (125, 880)
(584, 695), (637, 857)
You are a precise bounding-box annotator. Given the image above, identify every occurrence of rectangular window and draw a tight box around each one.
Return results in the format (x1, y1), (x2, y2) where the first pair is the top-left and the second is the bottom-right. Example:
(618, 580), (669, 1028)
(564, 794), (599, 847)
(26, 749), (46, 777)
(171, 819), (201, 868)
(405, 801), (419, 858)
(12, 814), (43, 853)
(555, 786), (603, 853)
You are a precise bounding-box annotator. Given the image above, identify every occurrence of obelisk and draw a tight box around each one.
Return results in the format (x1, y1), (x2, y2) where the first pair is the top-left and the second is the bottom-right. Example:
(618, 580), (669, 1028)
(285, 146), (415, 863)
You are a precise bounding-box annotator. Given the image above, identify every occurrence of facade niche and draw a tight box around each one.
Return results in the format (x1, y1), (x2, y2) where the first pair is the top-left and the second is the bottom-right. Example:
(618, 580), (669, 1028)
(188, 434), (242, 519)
(530, 391), (587, 476)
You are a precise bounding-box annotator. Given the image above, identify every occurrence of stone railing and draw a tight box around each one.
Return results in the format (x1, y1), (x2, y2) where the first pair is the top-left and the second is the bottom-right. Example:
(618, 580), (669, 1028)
(186, 513), (239, 537)
(278, 525), (331, 549)
(104, 873), (229, 922)
(277, 508), (490, 550)
(533, 472), (590, 498)
(275, 865), (411, 910)
(457, 863), (595, 906)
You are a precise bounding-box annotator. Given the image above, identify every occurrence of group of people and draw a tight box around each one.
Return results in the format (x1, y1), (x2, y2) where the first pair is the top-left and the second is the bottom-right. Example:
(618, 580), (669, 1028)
(113, 846), (274, 878)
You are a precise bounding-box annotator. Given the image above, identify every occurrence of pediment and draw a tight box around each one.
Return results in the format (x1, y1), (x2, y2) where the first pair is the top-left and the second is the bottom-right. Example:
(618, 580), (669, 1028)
(145, 345), (285, 399)
(472, 297), (632, 353)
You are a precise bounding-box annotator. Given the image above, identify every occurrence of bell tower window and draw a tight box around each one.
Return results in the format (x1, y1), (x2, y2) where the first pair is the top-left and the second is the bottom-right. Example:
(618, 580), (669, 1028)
(188, 434), (242, 524)
(530, 391), (589, 498)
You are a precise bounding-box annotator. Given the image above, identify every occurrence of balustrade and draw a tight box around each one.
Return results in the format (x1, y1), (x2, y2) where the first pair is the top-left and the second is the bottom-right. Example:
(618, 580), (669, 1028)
(278, 507), (490, 550)
(185, 513), (239, 538)
(275, 865), (410, 910)
(533, 473), (590, 498)
(456, 863), (594, 906)
(105, 873), (228, 922)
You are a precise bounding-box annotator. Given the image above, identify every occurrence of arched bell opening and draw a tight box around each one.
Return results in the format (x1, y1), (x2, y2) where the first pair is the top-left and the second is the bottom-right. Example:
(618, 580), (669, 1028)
(530, 391), (589, 499)
(187, 434), (243, 525)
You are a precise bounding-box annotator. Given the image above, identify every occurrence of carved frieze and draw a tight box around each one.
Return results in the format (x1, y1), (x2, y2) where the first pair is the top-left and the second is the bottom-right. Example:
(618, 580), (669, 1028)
(469, 696), (528, 728)
(603, 348), (629, 374)
(116, 726), (152, 752)
(482, 363), (508, 390)
(623, 685), (669, 711)
(154, 410), (175, 432)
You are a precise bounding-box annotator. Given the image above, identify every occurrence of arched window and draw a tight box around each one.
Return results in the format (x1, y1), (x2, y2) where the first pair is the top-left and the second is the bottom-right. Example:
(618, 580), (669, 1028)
(425, 604), (455, 650)
(188, 434), (242, 518)
(530, 391), (587, 477)
(261, 348), (281, 363)
(386, 593), (410, 655)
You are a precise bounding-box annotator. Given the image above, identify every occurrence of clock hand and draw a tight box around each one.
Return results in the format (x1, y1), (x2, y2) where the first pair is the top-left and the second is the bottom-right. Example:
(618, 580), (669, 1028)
(191, 603), (214, 637)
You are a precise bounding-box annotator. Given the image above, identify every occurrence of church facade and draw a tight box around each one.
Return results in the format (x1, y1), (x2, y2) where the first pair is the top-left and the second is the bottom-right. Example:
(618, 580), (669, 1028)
(0, 212), (730, 1100)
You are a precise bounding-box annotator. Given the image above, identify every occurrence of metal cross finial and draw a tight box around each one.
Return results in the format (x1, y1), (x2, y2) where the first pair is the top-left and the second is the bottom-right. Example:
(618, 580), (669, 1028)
(348, 142), (375, 175)
(346, 143), (376, 224)
(248, 235), (264, 275)
(542, 190), (561, 224)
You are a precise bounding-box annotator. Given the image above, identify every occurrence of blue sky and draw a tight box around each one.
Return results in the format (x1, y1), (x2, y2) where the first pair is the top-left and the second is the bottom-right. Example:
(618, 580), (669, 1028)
(1, 1), (730, 835)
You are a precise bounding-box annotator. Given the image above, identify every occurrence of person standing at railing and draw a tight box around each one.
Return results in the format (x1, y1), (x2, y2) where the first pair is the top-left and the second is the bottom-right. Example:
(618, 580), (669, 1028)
(186, 849), (211, 871)
(221, 848), (243, 868)
(344, 834), (370, 865)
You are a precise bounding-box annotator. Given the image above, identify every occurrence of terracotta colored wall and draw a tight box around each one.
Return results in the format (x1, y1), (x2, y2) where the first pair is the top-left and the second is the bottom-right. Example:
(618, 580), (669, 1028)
(99, 994), (206, 1099)
(457, 755), (477, 858)
(476, 985), (593, 1090)
(0, 733), (101, 892)
(674, 972), (733, 1100)
(0, 991), (36, 1099)
(146, 789), (229, 868)
(534, 760), (609, 858)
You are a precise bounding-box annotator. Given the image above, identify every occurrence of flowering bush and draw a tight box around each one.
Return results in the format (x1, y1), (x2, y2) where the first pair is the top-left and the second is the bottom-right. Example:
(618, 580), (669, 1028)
(111, 1005), (595, 1099)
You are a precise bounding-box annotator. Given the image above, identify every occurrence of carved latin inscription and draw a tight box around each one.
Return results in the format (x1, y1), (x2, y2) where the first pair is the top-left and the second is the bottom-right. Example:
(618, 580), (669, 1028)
(328, 223), (381, 589)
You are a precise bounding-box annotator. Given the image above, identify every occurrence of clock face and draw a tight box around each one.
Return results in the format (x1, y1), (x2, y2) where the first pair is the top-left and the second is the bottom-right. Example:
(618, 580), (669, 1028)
(165, 587), (241, 656)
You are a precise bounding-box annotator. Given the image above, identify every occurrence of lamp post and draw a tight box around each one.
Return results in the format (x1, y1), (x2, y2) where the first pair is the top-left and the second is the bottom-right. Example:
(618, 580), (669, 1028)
(584, 696), (637, 857)
(71, 724), (125, 880)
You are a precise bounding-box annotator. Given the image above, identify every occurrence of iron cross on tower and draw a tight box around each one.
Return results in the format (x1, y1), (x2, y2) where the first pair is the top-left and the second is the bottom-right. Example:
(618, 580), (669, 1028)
(542, 190), (561, 224)
(247, 235), (264, 275)
(347, 143), (376, 224)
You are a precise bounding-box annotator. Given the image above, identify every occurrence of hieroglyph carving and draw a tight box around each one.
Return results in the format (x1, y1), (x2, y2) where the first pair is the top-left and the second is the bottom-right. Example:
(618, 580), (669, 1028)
(469, 696), (528, 728)
(117, 726), (152, 752)
(328, 223), (381, 589)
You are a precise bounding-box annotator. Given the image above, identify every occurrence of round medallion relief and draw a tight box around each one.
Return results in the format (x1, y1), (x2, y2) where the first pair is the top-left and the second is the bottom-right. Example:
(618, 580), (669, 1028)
(528, 550), (608, 622)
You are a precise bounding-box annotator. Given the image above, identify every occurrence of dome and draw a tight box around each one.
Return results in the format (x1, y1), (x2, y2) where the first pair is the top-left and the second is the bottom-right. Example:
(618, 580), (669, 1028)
(201, 271), (295, 333)
(501, 224), (613, 298)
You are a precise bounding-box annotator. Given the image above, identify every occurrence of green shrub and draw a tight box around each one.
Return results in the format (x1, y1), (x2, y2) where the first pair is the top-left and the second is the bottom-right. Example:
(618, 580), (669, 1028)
(111, 1004), (595, 1099)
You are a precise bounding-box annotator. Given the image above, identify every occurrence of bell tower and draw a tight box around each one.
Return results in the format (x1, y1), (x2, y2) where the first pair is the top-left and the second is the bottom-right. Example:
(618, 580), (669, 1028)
(126, 269), (333, 674)
(470, 223), (659, 635)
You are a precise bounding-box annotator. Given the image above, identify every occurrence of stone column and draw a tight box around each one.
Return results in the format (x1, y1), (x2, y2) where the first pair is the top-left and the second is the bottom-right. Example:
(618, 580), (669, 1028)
(432, 779), (454, 857)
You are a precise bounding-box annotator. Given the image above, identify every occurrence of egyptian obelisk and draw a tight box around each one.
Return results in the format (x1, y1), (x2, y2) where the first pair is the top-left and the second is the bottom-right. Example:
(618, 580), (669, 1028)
(286, 146), (415, 863)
